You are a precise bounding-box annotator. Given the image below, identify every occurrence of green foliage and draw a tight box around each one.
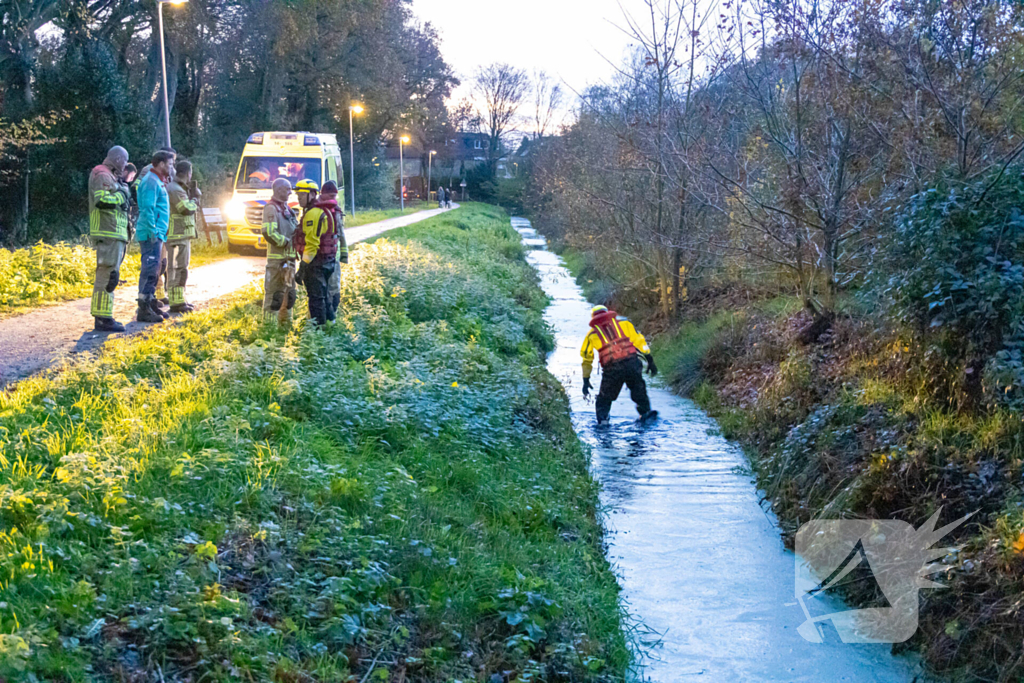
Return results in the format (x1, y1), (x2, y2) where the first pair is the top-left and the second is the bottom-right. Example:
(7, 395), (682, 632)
(0, 241), (109, 312)
(0, 240), (230, 318)
(651, 311), (738, 394)
(0, 205), (627, 681)
(886, 170), (1024, 403)
(353, 150), (399, 210)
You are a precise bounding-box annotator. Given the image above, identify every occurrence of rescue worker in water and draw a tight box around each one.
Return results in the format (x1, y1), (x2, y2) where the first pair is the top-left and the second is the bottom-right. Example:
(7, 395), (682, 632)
(581, 305), (658, 424)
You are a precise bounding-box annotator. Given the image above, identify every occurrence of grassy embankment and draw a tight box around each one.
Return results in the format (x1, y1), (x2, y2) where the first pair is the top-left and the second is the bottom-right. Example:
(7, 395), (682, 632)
(0, 204), (629, 681)
(0, 202), (437, 320)
(558, 244), (1024, 682)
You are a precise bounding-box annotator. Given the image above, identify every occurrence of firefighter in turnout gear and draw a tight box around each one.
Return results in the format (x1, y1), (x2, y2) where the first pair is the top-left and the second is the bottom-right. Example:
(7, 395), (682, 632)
(294, 179), (344, 325)
(88, 145), (132, 332)
(318, 181), (348, 319)
(166, 160), (199, 313)
(580, 305), (658, 424)
(262, 178), (299, 325)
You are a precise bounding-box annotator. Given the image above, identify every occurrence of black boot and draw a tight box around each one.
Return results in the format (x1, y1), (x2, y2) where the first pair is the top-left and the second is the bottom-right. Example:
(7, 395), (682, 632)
(149, 298), (170, 319)
(137, 301), (165, 323)
(94, 317), (126, 333)
(169, 304), (190, 314)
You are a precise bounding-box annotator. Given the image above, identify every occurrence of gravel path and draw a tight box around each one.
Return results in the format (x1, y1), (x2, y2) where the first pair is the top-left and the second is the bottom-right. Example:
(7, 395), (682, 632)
(0, 204), (455, 387)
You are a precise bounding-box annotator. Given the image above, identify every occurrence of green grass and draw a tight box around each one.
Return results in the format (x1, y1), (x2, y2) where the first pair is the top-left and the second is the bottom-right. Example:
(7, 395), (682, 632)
(651, 310), (742, 394)
(0, 204), (628, 681)
(0, 240), (230, 320)
(346, 201), (433, 228)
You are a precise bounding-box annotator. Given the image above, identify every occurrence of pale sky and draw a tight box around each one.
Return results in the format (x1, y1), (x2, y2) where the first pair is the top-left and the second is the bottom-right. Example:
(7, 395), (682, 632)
(411, 0), (641, 112)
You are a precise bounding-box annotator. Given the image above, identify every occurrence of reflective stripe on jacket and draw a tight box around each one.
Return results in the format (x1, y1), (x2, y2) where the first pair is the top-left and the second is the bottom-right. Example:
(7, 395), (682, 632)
(167, 181), (198, 241)
(262, 199), (298, 261)
(136, 171), (170, 242)
(580, 314), (650, 379)
(88, 164), (129, 240)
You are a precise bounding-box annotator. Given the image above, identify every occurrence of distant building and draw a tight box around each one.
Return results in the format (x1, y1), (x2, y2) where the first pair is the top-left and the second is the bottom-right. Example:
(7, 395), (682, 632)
(384, 131), (491, 199)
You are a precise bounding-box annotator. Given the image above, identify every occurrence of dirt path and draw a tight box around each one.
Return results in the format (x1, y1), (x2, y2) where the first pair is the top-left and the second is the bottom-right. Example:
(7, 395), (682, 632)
(0, 204), (455, 387)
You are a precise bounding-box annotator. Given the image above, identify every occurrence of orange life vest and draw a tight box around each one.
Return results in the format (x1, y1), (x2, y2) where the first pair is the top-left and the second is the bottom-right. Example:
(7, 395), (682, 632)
(590, 311), (638, 366)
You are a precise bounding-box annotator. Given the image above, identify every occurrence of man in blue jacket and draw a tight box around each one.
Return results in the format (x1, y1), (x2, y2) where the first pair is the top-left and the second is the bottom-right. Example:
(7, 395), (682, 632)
(135, 150), (175, 323)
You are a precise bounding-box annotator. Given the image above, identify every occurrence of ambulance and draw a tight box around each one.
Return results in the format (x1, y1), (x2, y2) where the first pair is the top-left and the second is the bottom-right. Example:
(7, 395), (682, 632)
(224, 132), (344, 252)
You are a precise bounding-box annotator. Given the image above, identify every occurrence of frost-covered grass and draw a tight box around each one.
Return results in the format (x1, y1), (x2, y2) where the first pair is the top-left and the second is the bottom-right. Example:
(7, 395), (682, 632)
(0, 204), (629, 681)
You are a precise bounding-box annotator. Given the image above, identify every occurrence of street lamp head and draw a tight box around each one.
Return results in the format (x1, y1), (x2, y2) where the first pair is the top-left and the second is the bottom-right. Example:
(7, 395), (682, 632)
(401, 135), (410, 144)
(430, 150), (437, 155)
(164, 0), (189, 4)
(351, 105), (364, 114)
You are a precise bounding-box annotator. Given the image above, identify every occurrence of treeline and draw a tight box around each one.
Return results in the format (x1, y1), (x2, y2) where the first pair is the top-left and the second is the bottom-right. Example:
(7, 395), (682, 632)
(524, 0), (1024, 320)
(0, 0), (457, 244)
(518, 3), (1024, 677)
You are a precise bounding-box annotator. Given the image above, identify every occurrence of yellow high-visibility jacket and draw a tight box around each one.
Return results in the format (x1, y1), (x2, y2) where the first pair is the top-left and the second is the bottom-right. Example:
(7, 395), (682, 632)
(299, 205), (329, 264)
(167, 181), (198, 241)
(262, 200), (298, 261)
(580, 317), (650, 378)
(88, 164), (130, 240)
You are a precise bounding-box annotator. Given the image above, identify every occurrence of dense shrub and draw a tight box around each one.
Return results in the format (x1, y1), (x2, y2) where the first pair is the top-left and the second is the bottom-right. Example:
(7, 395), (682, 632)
(885, 170), (1024, 405)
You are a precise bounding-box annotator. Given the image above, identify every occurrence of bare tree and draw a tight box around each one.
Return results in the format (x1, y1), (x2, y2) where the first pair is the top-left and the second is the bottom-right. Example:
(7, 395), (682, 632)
(532, 70), (563, 139)
(450, 97), (481, 132)
(474, 63), (529, 177)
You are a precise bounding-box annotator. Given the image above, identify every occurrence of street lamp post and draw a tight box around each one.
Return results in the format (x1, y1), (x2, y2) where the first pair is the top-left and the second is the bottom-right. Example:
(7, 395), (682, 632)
(156, 0), (188, 150)
(399, 135), (410, 211)
(427, 150), (436, 203)
(348, 104), (363, 218)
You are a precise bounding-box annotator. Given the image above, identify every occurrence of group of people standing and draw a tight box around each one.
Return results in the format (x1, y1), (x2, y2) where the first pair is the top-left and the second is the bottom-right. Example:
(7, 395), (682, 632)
(88, 146), (201, 331)
(259, 177), (348, 326)
(436, 186), (454, 209)
(87, 145), (348, 332)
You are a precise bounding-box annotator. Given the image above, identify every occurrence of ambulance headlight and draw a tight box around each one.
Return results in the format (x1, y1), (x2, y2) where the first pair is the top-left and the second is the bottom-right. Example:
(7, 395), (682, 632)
(225, 199), (246, 222)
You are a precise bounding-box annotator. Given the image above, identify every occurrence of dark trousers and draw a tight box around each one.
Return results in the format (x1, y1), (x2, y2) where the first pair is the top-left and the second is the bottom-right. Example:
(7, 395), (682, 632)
(305, 260), (336, 325)
(138, 238), (165, 301)
(595, 356), (651, 422)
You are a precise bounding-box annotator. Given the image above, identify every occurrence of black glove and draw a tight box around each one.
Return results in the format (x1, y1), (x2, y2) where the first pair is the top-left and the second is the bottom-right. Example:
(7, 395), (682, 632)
(295, 260), (308, 287)
(645, 354), (658, 377)
(582, 377), (592, 398)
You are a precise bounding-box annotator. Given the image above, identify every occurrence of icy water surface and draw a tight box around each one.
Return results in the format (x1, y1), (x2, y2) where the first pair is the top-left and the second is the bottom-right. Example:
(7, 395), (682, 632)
(512, 218), (924, 682)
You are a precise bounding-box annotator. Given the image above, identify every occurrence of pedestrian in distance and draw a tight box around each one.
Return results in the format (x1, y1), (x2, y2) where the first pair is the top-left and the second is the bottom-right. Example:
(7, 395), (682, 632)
(88, 145), (132, 332)
(437, 186), (445, 209)
(318, 180), (348, 319)
(166, 159), (200, 313)
(261, 178), (300, 326)
(446, 187), (453, 208)
(135, 150), (175, 323)
(580, 305), (658, 425)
